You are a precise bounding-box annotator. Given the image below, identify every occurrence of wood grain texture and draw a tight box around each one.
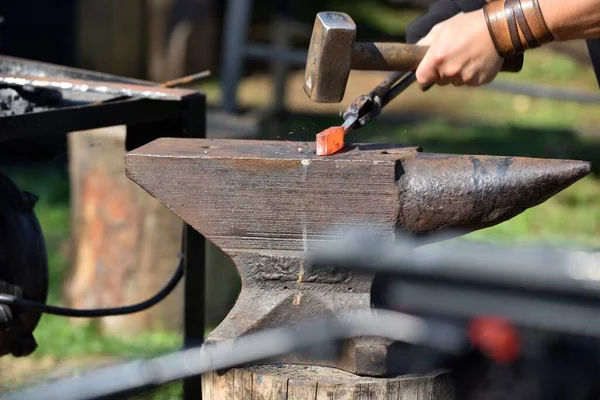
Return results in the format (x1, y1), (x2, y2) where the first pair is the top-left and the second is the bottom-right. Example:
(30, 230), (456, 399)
(125, 138), (417, 253)
(201, 365), (454, 400)
(66, 127), (183, 335)
(125, 138), (419, 375)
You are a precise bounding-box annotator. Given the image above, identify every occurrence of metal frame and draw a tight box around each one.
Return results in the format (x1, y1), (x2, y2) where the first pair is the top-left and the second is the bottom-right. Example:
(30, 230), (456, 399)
(0, 55), (207, 400)
(219, 0), (308, 114)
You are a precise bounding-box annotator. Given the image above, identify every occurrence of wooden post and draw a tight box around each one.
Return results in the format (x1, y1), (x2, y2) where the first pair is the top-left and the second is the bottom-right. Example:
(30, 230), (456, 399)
(65, 126), (184, 336)
(201, 365), (454, 399)
(147, 0), (222, 82)
(75, 0), (147, 79)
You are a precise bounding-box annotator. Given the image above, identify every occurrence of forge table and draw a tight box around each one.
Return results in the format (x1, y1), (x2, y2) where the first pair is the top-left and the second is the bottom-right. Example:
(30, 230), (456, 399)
(0, 55), (207, 400)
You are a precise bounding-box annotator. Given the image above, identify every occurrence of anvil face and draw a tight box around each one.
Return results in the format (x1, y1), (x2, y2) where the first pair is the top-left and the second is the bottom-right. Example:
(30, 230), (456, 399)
(125, 138), (591, 376)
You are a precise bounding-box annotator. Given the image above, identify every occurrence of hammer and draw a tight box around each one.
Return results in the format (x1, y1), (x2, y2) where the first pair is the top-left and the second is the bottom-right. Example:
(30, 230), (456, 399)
(304, 11), (523, 103)
(304, 12), (523, 155)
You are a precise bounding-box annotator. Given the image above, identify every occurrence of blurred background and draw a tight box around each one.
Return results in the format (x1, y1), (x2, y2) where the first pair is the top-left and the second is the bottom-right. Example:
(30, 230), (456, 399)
(0, 0), (599, 398)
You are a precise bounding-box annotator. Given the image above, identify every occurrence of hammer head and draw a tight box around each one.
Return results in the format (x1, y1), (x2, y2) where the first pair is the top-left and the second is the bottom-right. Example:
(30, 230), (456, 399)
(304, 12), (356, 103)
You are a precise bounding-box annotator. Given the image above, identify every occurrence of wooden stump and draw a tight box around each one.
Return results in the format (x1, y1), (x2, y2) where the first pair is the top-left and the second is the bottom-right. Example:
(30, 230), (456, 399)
(65, 126), (184, 335)
(201, 365), (454, 400)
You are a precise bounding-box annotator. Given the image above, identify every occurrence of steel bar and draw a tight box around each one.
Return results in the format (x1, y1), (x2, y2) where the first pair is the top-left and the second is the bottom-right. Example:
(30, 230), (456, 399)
(220, 0), (253, 113)
(0, 310), (464, 400)
(0, 98), (184, 142)
(0, 55), (155, 86)
(307, 230), (600, 337)
(0, 75), (195, 102)
(161, 71), (211, 88)
(178, 94), (207, 400)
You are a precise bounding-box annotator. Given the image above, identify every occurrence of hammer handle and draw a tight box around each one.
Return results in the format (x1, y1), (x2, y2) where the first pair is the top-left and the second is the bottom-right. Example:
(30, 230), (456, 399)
(351, 43), (523, 73)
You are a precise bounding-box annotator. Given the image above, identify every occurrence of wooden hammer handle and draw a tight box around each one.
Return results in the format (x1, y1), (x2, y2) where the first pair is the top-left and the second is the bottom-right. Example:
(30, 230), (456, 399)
(351, 42), (523, 73)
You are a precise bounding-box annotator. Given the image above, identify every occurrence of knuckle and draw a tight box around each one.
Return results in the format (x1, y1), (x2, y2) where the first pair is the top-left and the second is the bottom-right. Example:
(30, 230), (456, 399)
(463, 71), (476, 84)
(440, 65), (460, 79)
(432, 51), (446, 66)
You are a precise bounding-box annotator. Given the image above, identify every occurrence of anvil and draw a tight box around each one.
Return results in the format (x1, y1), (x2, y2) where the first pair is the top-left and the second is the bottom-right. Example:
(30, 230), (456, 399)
(125, 138), (590, 376)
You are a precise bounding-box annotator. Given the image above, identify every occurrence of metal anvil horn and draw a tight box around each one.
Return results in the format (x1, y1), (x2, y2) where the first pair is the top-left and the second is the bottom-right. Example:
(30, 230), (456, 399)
(125, 138), (591, 376)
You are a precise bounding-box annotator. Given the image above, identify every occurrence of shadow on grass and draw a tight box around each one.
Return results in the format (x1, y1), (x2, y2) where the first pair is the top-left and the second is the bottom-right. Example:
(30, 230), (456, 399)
(260, 111), (600, 176)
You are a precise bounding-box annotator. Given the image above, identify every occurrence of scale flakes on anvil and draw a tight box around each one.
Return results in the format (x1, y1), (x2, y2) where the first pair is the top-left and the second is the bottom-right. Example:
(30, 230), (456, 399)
(125, 137), (591, 376)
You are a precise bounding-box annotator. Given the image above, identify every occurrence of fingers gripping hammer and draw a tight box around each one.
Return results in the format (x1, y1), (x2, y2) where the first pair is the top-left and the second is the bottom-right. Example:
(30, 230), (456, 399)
(304, 12), (524, 155)
(304, 11), (523, 103)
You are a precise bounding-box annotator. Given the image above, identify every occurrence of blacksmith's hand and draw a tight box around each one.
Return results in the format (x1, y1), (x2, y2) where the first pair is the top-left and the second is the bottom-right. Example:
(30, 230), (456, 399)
(414, 9), (503, 87)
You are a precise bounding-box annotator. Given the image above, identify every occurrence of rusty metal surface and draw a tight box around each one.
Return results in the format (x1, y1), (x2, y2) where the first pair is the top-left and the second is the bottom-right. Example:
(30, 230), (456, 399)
(0, 55), (204, 144)
(0, 55), (154, 86)
(125, 137), (591, 376)
(0, 75), (195, 102)
(397, 152), (592, 235)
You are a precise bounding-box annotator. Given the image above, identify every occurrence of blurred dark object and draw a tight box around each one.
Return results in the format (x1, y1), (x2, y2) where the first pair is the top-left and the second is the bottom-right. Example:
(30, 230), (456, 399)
(308, 231), (600, 400)
(0, 172), (48, 359)
(405, 0), (487, 44)
(75, 0), (147, 79)
(0, 14), (4, 50)
(10, 232), (600, 399)
(149, 0), (222, 82)
(220, 0), (310, 113)
(587, 39), (600, 89)
(0, 309), (463, 400)
(0, 1), (76, 67)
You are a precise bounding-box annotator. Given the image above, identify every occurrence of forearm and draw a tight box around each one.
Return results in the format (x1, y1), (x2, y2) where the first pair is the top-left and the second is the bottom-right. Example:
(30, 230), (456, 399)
(481, 0), (600, 58)
(539, 0), (600, 40)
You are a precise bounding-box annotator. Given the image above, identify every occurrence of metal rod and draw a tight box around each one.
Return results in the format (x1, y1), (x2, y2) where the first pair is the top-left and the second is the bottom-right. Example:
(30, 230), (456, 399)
(0, 75), (195, 101)
(0, 310), (464, 400)
(161, 71), (211, 88)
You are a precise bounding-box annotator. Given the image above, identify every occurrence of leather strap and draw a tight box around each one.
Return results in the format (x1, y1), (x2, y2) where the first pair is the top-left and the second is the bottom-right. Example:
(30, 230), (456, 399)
(484, 1), (516, 57)
(504, 0), (524, 54)
(483, 0), (554, 57)
(510, 0), (540, 49)
(520, 0), (554, 45)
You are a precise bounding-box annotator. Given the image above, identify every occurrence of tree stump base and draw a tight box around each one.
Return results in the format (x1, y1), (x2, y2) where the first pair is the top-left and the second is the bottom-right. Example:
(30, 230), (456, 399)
(201, 364), (454, 400)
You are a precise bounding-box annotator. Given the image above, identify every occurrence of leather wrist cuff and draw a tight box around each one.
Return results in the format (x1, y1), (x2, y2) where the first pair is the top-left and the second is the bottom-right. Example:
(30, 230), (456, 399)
(483, 0), (554, 57)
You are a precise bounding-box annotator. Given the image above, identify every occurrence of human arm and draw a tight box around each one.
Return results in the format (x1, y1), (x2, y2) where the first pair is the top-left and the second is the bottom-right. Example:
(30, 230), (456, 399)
(413, 0), (600, 86)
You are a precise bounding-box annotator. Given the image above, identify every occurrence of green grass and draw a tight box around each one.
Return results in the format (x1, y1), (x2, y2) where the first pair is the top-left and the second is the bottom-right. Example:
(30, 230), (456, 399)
(0, 163), (185, 398)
